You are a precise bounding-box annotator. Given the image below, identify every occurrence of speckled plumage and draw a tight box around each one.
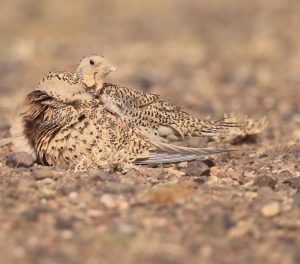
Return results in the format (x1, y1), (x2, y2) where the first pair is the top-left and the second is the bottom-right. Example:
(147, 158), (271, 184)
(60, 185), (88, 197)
(20, 90), (154, 170)
(67, 55), (247, 143)
(75, 55), (246, 143)
(96, 83), (242, 143)
(11, 66), (229, 170)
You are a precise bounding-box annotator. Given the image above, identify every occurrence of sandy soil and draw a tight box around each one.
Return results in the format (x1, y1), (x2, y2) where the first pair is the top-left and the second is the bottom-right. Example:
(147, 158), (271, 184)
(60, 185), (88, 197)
(0, 0), (299, 263)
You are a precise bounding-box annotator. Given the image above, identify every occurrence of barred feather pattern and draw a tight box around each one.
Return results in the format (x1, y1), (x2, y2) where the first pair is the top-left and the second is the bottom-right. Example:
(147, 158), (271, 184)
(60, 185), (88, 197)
(94, 83), (244, 143)
(21, 90), (153, 170)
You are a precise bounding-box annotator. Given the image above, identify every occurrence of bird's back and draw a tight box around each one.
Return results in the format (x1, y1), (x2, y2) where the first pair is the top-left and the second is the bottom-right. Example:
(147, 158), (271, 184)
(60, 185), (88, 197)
(98, 83), (242, 143)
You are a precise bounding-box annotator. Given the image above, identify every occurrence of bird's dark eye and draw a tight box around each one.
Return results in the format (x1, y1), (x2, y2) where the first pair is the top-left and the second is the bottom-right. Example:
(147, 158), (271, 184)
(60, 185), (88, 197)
(89, 59), (95, 65)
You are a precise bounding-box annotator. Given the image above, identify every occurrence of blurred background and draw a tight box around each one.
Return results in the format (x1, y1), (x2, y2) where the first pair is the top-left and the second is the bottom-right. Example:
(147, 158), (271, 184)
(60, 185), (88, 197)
(1, 1), (300, 264)
(0, 0), (300, 141)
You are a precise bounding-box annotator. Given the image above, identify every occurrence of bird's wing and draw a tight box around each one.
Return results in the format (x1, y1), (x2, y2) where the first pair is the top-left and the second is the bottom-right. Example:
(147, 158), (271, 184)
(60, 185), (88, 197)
(9, 88), (84, 155)
(37, 70), (94, 106)
(102, 83), (160, 107)
(100, 83), (249, 141)
(134, 141), (233, 165)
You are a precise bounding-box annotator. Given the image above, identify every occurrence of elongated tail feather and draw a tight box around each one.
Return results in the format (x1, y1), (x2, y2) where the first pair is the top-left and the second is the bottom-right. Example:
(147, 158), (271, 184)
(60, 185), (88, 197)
(135, 153), (203, 164)
(135, 142), (234, 165)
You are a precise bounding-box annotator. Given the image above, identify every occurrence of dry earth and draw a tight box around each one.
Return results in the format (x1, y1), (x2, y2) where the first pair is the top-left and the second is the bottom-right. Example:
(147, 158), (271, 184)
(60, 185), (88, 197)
(0, 0), (300, 263)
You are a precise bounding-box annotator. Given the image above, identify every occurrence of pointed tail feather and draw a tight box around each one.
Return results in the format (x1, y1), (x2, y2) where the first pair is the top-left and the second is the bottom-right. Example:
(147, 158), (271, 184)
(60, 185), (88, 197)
(214, 116), (249, 126)
(209, 116), (268, 140)
(196, 119), (248, 137)
(135, 153), (203, 165)
(135, 142), (234, 165)
(151, 142), (230, 155)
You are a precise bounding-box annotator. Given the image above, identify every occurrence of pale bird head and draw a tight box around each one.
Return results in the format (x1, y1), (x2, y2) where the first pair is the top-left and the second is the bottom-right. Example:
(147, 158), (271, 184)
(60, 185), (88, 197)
(75, 55), (117, 88)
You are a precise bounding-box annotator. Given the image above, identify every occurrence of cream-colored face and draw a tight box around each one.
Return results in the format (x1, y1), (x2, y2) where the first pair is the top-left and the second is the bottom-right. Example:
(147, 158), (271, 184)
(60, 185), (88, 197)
(76, 55), (116, 87)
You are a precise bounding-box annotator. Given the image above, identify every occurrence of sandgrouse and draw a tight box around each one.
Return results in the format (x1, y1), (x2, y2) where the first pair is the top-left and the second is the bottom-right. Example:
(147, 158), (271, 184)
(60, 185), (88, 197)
(77, 55), (250, 143)
(9, 63), (230, 170)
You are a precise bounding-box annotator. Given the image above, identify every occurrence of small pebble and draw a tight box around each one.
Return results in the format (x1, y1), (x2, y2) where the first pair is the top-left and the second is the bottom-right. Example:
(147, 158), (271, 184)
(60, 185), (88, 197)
(261, 202), (280, 217)
(87, 209), (103, 218)
(34, 169), (55, 180)
(5, 152), (35, 168)
(254, 175), (278, 189)
(293, 193), (300, 208)
(283, 177), (300, 192)
(100, 194), (117, 209)
(244, 191), (258, 199)
(118, 200), (129, 210)
(184, 160), (210, 176)
(177, 162), (188, 168)
(60, 230), (73, 240)
(68, 191), (79, 201)
(279, 170), (293, 179)
(100, 194), (129, 210)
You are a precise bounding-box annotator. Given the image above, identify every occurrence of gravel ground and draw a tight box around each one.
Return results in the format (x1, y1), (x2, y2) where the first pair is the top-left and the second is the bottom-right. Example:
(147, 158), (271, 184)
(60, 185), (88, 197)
(0, 1), (300, 263)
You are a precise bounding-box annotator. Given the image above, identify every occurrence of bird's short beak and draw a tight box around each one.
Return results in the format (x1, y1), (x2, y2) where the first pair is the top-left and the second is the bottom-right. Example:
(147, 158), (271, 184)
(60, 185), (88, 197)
(108, 65), (117, 73)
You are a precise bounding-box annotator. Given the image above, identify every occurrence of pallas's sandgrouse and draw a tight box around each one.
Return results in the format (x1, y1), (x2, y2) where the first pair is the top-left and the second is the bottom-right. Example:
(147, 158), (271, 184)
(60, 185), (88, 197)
(10, 65), (229, 170)
(78, 55), (249, 143)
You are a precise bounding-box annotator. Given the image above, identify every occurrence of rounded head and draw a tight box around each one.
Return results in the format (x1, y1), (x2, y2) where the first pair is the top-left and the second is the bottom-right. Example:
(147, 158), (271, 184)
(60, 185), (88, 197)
(76, 55), (116, 88)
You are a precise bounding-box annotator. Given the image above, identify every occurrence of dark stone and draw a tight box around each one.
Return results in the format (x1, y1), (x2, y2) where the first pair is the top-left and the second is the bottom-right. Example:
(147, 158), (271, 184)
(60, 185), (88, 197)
(5, 152), (35, 168)
(253, 175), (278, 189)
(283, 177), (300, 192)
(231, 134), (258, 145)
(202, 159), (215, 168)
(193, 176), (209, 185)
(57, 183), (77, 195)
(55, 215), (75, 230)
(293, 192), (300, 208)
(202, 211), (235, 236)
(279, 170), (294, 179)
(21, 206), (49, 222)
(184, 160), (210, 176)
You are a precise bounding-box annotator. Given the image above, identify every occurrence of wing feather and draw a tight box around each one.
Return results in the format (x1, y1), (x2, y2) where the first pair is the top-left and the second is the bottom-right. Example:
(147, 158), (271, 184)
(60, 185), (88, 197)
(135, 142), (233, 165)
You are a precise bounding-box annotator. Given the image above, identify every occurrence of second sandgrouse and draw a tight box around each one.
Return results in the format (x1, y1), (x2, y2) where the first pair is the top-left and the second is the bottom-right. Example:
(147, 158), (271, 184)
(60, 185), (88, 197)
(77, 55), (252, 144)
